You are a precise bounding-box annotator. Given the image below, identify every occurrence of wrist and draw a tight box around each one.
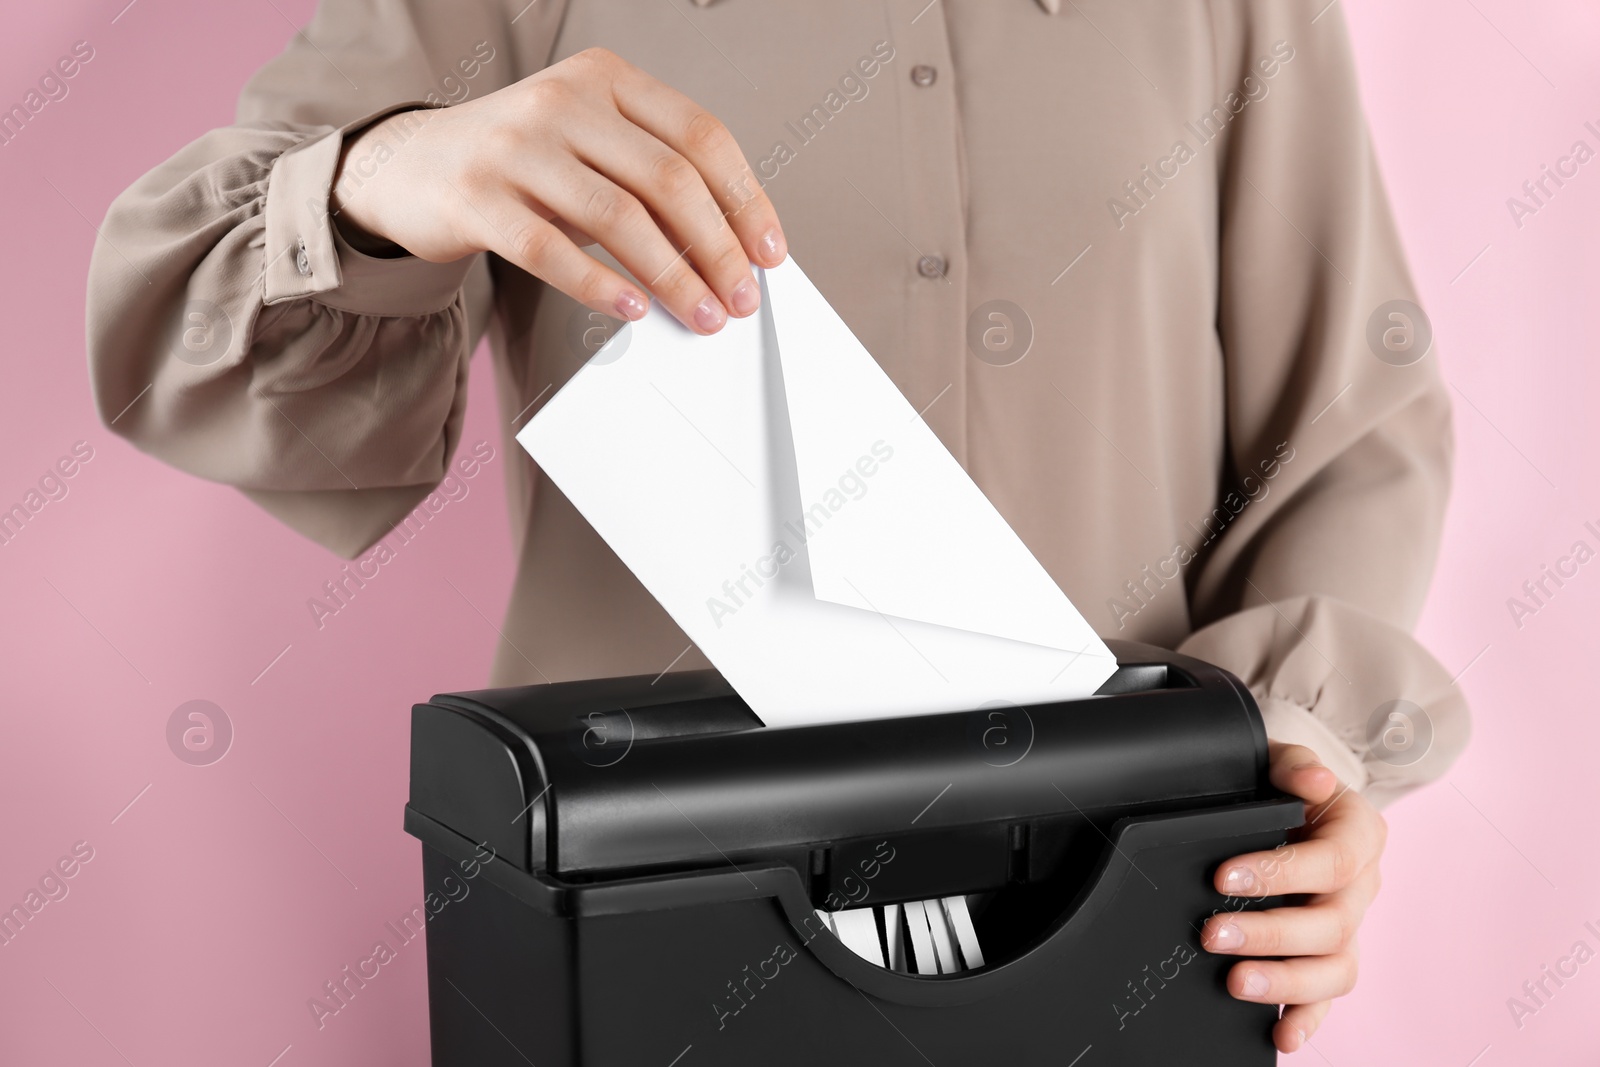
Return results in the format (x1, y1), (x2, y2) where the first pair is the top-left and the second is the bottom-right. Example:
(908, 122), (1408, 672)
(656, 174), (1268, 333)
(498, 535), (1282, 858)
(330, 210), (407, 258)
(329, 113), (414, 257)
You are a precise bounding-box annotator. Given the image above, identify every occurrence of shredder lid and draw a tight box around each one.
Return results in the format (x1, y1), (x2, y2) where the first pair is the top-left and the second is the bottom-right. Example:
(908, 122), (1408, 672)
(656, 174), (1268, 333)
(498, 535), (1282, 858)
(406, 641), (1271, 878)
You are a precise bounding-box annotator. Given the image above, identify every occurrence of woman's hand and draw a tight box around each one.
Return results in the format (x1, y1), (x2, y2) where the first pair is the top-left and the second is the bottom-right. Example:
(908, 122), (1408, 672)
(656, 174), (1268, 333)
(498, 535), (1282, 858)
(1201, 742), (1387, 1054)
(331, 47), (786, 335)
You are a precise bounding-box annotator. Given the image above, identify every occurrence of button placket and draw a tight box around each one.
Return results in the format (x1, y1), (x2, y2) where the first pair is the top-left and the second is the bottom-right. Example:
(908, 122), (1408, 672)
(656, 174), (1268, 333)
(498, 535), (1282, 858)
(887, 5), (968, 462)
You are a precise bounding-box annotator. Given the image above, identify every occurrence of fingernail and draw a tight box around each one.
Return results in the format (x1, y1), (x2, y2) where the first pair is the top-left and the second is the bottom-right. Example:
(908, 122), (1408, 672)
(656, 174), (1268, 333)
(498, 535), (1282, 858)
(1206, 921), (1244, 951)
(1292, 760), (1324, 771)
(1222, 865), (1258, 895)
(693, 295), (727, 332)
(1294, 1027), (1307, 1049)
(759, 228), (786, 264)
(614, 289), (648, 321)
(729, 278), (760, 317)
(1241, 970), (1270, 998)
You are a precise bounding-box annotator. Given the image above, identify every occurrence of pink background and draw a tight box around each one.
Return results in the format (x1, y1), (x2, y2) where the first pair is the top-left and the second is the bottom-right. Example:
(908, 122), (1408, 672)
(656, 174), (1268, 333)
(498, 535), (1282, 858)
(1, 1), (1596, 1063)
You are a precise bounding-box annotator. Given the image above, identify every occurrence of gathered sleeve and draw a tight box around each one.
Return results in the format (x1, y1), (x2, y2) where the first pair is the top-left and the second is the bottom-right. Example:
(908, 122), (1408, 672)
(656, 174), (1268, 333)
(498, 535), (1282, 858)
(1174, 0), (1469, 807)
(86, 0), (559, 556)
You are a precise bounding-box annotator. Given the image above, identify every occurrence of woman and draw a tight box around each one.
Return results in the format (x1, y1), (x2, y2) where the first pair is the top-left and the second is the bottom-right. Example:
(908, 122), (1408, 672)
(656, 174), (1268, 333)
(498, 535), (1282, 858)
(86, 0), (1467, 1052)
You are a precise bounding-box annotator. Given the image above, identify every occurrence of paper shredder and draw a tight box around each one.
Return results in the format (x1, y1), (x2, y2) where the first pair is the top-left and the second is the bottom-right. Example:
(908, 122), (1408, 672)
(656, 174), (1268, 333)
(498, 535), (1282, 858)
(403, 640), (1303, 1065)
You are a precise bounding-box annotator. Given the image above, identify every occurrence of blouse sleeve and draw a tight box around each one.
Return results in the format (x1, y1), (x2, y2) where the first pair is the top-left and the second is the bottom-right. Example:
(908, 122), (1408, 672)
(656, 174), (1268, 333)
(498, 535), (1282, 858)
(1175, 0), (1469, 808)
(86, 0), (560, 557)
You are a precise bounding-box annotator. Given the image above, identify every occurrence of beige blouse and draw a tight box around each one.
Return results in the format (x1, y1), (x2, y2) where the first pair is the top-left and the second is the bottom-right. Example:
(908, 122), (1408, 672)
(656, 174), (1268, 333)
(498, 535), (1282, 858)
(86, 0), (1468, 807)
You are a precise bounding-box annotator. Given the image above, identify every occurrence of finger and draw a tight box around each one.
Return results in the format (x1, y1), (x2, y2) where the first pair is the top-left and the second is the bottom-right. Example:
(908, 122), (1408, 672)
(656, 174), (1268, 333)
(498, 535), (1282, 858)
(1216, 810), (1384, 897)
(1213, 865), (1381, 955)
(550, 216), (598, 247)
(569, 113), (761, 318)
(448, 185), (650, 323)
(1276, 1001), (1332, 1054)
(1218, 836), (1366, 897)
(523, 159), (728, 334)
(1229, 952), (1359, 1005)
(1267, 742), (1340, 805)
(606, 61), (787, 266)
(1202, 877), (1376, 957)
(1305, 778), (1385, 853)
(1203, 902), (1347, 958)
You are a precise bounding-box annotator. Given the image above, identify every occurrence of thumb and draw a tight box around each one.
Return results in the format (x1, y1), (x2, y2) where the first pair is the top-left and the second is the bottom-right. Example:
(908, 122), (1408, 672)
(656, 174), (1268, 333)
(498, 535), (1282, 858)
(1268, 741), (1340, 805)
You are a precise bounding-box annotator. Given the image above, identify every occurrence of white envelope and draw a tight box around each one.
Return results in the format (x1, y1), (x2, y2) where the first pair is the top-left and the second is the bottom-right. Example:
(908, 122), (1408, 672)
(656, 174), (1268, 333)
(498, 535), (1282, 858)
(517, 257), (1116, 728)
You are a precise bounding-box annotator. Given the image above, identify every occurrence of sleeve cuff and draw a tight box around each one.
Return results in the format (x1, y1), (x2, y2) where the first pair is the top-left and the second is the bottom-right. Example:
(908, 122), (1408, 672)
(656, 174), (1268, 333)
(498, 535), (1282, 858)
(262, 101), (477, 316)
(1255, 695), (1370, 793)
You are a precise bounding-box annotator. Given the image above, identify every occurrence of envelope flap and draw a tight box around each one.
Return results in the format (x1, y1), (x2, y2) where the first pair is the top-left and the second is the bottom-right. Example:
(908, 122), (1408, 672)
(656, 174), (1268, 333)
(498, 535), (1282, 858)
(766, 259), (1113, 661)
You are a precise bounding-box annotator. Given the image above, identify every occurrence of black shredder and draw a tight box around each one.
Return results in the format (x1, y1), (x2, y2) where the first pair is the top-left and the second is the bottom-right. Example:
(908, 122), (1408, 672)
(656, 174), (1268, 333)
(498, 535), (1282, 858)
(403, 640), (1304, 1065)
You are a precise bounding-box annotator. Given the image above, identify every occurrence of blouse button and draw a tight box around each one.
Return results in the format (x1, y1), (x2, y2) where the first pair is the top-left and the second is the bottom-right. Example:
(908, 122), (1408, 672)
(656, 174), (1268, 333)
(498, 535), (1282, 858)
(917, 254), (946, 279)
(294, 237), (312, 277)
(911, 64), (938, 87)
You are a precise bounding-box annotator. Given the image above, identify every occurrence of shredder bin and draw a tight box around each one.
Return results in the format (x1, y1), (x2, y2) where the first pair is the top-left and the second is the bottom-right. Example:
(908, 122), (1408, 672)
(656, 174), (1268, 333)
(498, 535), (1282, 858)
(404, 640), (1304, 1066)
